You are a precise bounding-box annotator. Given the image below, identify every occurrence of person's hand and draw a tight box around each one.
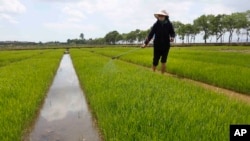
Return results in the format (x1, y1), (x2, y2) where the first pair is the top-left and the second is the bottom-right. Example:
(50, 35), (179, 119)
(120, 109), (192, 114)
(141, 44), (146, 48)
(170, 37), (174, 42)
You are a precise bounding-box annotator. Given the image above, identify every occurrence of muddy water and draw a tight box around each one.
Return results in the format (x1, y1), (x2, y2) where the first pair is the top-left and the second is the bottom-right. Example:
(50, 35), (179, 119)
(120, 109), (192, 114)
(29, 54), (101, 141)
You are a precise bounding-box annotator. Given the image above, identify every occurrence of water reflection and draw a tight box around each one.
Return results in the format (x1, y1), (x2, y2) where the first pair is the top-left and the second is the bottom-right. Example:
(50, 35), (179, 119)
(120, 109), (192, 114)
(29, 54), (100, 141)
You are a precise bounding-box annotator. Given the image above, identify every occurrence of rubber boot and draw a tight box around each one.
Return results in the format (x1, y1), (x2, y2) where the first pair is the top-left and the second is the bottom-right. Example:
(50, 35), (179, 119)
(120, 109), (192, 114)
(152, 65), (157, 72)
(161, 63), (166, 74)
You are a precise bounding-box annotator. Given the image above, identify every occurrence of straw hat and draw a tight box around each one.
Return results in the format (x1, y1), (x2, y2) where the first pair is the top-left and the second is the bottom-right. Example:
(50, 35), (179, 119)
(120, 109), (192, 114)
(154, 10), (169, 18)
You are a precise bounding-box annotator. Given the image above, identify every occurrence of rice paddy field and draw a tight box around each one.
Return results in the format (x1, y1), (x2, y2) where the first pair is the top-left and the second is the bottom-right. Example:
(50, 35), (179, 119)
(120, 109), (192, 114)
(0, 49), (64, 140)
(0, 46), (250, 141)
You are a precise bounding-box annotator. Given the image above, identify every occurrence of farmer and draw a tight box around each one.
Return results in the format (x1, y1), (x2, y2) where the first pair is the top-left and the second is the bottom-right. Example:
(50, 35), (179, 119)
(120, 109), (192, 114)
(142, 10), (175, 74)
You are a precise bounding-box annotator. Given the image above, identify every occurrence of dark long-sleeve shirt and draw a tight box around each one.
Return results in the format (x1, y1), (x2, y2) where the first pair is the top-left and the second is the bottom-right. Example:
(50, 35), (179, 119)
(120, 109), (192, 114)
(144, 20), (175, 49)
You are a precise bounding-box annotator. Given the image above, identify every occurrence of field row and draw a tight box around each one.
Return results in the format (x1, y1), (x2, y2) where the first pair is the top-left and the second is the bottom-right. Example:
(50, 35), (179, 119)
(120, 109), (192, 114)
(87, 46), (250, 94)
(1, 47), (249, 141)
(70, 49), (250, 141)
(0, 50), (51, 68)
(0, 49), (64, 141)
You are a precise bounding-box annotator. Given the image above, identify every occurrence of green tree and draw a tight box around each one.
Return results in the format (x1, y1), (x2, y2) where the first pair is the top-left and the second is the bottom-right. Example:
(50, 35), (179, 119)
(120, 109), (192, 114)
(86, 37), (105, 45)
(126, 30), (137, 43)
(245, 10), (250, 42)
(209, 14), (226, 43)
(121, 33), (128, 44)
(104, 30), (120, 44)
(190, 23), (199, 43)
(138, 29), (150, 44)
(234, 12), (248, 42)
(137, 31), (144, 44)
(173, 21), (184, 43)
(194, 15), (213, 43)
(224, 13), (238, 43)
(80, 33), (84, 40)
(185, 24), (194, 43)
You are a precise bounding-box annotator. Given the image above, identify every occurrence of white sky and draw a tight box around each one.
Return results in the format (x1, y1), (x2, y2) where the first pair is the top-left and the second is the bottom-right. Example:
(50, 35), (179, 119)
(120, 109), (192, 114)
(0, 0), (249, 42)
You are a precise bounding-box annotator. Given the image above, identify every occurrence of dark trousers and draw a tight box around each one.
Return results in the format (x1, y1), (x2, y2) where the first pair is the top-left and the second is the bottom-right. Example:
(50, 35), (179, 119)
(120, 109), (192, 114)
(153, 47), (170, 66)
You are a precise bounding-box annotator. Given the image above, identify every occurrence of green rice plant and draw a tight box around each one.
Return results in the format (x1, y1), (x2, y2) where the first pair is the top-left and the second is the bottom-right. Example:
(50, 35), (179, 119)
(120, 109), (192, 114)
(0, 50), (63, 141)
(169, 47), (250, 68)
(90, 47), (250, 94)
(167, 47), (250, 94)
(87, 47), (140, 58)
(71, 49), (250, 141)
(0, 50), (50, 67)
(167, 58), (250, 93)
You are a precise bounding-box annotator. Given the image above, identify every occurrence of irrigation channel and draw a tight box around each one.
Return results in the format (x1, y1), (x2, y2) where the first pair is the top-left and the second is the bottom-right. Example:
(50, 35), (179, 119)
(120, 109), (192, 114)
(29, 53), (101, 141)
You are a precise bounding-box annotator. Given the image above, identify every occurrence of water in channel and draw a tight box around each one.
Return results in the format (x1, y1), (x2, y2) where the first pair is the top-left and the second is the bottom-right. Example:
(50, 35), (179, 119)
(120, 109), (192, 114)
(29, 54), (101, 141)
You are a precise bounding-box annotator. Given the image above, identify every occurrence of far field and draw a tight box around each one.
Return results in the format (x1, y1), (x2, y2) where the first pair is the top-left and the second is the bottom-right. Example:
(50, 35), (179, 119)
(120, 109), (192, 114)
(0, 46), (249, 141)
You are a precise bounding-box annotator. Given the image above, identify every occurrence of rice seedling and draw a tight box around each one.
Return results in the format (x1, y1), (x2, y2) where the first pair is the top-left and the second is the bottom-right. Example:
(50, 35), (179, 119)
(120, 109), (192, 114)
(0, 50), (50, 67)
(0, 50), (63, 141)
(1, 46), (249, 141)
(71, 49), (250, 141)
(90, 46), (250, 94)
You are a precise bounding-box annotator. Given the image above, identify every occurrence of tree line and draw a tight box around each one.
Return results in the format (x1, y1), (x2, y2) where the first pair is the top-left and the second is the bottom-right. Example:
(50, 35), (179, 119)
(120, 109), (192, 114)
(67, 10), (250, 45)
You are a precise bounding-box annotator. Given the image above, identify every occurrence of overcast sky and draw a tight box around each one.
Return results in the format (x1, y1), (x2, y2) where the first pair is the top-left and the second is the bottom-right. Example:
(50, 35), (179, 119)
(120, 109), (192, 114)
(0, 0), (249, 42)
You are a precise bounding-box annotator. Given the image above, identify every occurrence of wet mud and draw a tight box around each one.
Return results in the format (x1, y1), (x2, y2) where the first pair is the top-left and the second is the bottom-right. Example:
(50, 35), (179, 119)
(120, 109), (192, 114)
(29, 54), (101, 141)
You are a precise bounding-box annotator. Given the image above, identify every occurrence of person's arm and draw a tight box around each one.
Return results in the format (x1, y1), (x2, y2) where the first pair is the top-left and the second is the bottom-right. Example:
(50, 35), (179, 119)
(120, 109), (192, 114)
(169, 22), (176, 42)
(142, 23), (156, 48)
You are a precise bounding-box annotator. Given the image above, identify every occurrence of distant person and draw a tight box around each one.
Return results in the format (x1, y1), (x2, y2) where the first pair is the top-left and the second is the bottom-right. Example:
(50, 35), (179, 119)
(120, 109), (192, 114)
(142, 10), (175, 74)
